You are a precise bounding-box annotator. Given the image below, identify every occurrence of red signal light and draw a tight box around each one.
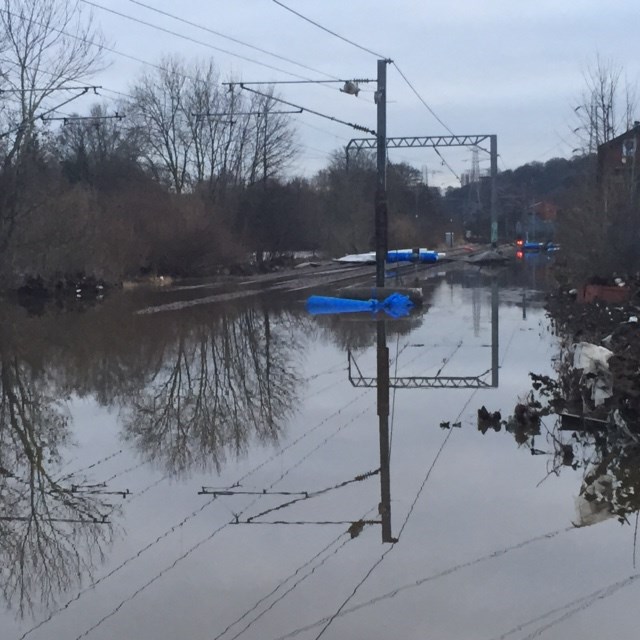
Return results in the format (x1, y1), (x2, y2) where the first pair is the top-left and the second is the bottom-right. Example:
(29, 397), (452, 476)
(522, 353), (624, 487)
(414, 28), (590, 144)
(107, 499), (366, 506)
(516, 239), (524, 247)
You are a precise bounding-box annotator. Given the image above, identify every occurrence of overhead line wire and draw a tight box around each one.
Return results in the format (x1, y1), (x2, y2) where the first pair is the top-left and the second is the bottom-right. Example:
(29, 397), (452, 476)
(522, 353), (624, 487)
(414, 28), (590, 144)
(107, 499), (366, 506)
(69, 402), (375, 640)
(238, 83), (376, 135)
(58, 449), (124, 482)
(392, 62), (455, 136)
(0, 89), (91, 139)
(492, 573), (640, 640)
(434, 146), (462, 184)
(220, 506), (378, 640)
(81, 0), (326, 81)
(269, 526), (576, 640)
(212, 534), (347, 640)
(20, 392), (372, 639)
(71, 519), (233, 640)
(242, 468), (379, 523)
(310, 384), (481, 639)
(0, 8), (199, 87)
(212, 533), (350, 640)
(127, 0), (340, 81)
(271, 0), (388, 60)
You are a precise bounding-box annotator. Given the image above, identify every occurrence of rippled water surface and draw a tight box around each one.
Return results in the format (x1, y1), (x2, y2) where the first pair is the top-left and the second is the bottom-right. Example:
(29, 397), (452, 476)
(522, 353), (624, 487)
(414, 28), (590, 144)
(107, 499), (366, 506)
(2, 256), (638, 640)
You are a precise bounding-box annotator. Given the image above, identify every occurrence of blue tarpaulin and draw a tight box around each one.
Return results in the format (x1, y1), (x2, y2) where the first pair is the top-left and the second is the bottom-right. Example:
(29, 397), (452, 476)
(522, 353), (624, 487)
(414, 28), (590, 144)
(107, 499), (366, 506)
(306, 293), (414, 318)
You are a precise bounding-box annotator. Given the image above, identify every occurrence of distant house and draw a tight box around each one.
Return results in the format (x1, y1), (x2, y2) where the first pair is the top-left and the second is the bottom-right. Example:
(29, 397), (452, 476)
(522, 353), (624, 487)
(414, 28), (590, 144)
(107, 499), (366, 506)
(597, 122), (640, 203)
(596, 122), (640, 255)
(523, 200), (557, 242)
(529, 200), (558, 221)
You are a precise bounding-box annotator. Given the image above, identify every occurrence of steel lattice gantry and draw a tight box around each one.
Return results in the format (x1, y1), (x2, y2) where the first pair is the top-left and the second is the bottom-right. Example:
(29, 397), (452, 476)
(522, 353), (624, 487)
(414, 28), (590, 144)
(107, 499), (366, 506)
(348, 279), (500, 390)
(346, 133), (499, 245)
(346, 134), (494, 152)
(347, 359), (494, 389)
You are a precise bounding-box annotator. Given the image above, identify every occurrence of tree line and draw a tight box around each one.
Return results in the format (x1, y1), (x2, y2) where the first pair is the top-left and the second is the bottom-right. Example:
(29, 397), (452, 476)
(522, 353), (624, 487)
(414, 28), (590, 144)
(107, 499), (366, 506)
(2, 1), (637, 290)
(0, 0), (453, 290)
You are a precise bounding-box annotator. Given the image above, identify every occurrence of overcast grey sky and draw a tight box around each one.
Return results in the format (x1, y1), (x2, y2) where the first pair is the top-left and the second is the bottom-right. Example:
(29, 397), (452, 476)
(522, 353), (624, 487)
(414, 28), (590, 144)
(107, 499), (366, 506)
(73, 0), (640, 188)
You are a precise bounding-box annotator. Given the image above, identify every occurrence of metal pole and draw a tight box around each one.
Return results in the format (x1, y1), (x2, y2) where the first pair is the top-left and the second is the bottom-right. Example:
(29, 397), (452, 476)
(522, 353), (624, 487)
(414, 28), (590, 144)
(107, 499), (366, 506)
(375, 60), (388, 288)
(490, 134), (498, 246)
(491, 276), (499, 388)
(263, 103), (268, 183)
(376, 320), (393, 542)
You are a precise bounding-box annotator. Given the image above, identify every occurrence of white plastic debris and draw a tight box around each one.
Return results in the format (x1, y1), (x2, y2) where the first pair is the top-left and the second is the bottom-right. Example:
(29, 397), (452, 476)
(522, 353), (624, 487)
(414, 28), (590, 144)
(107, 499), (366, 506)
(572, 342), (614, 407)
(574, 473), (615, 527)
(629, 316), (638, 323)
(573, 342), (613, 371)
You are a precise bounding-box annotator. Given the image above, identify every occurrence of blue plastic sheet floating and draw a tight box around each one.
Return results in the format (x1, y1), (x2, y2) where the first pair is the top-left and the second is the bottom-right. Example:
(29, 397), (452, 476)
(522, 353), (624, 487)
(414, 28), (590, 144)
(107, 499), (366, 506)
(306, 293), (414, 318)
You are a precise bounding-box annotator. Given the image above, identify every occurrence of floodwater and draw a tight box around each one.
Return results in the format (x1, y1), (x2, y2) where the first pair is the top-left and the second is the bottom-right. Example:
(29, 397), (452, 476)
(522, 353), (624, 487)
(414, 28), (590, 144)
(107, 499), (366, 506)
(2, 256), (638, 640)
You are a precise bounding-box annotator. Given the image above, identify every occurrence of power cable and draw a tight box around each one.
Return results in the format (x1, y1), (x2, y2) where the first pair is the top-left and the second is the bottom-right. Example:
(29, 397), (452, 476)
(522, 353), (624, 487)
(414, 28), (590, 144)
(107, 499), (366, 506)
(238, 83), (376, 135)
(271, 0), (388, 60)
(391, 61), (455, 136)
(310, 388), (479, 639)
(81, 0), (325, 82)
(0, 88), (91, 139)
(434, 146), (462, 184)
(0, 7), (180, 81)
(68, 402), (375, 640)
(269, 526), (575, 640)
(491, 573), (640, 640)
(55, 449), (123, 482)
(71, 519), (233, 640)
(241, 469), (379, 523)
(16, 495), (219, 640)
(126, 0), (340, 81)
(223, 534), (353, 640)
(212, 533), (349, 640)
(19, 392), (372, 639)
(391, 61), (493, 166)
(433, 339), (464, 377)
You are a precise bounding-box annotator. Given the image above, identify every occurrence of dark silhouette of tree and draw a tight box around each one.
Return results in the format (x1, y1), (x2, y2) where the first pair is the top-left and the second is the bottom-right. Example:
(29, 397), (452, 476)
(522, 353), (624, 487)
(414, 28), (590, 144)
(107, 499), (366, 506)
(122, 307), (302, 477)
(0, 329), (115, 617)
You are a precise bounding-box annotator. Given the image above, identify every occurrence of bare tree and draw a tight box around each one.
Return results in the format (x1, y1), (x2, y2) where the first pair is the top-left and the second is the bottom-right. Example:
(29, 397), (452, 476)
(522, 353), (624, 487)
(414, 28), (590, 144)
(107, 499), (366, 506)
(55, 102), (143, 185)
(127, 56), (194, 194)
(0, 0), (104, 278)
(573, 55), (637, 154)
(0, 0), (104, 166)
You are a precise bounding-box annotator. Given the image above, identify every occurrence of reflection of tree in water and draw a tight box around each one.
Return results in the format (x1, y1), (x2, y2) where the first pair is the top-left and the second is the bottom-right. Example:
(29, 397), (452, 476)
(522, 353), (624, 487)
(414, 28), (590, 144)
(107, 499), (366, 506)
(311, 312), (426, 351)
(0, 345), (115, 617)
(123, 307), (302, 477)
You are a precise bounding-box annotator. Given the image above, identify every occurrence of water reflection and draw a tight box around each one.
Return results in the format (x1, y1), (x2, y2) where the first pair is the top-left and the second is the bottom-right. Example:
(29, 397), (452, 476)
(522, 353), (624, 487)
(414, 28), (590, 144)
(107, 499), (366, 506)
(0, 297), (307, 615)
(349, 277), (500, 389)
(480, 333), (640, 529)
(0, 321), (115, 616)
(9, 261), (613, 640)
(122, 306), (301, 477)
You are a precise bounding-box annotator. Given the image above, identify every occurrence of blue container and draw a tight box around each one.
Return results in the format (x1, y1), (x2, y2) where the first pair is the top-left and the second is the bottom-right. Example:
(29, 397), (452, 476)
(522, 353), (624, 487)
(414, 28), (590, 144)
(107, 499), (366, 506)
(385, 249), (439, 263)
(386, 250), (414, 263)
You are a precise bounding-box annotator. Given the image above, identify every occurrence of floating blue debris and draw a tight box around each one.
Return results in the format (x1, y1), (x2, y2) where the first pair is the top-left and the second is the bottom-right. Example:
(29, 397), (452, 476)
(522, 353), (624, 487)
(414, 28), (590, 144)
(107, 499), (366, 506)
(306, 293), (414, 318)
